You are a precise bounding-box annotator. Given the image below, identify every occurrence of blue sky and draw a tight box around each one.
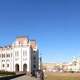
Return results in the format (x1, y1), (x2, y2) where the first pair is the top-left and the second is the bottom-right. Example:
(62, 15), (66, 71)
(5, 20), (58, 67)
(0, 0), (80, 63)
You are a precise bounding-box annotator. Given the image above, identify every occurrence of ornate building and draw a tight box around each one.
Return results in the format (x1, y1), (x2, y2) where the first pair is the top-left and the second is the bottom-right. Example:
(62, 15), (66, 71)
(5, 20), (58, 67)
(0, 36), (39, 73)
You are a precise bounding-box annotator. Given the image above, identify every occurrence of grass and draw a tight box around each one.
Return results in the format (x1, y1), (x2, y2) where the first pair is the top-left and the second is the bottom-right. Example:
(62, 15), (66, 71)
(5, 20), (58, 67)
(44, 72), (80, 80)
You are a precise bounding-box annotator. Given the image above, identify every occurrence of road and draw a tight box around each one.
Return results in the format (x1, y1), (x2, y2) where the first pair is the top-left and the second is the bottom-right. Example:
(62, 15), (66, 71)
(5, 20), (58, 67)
(11, 75), (37, 80)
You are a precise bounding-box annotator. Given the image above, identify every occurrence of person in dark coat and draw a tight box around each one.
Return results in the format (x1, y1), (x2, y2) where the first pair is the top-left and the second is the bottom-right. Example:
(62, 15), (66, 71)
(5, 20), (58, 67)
(36, 70), (44, 80)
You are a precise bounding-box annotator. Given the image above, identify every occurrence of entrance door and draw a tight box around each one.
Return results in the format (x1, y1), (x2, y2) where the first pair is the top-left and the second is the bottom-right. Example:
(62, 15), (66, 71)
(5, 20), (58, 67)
(23, 64), (27, 72)
(15, 64), (19, 72)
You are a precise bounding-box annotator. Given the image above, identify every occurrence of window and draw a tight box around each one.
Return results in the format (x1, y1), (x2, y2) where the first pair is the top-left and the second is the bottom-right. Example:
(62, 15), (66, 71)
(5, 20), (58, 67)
(15, 51), (19, 57)
(23, 51), (27, 56)
(6, 54), (8, 57)
(6, 59), (9, 62)
(33, 57), (36, 60)
(33, 60), (36, 63)
(11, 53), (12, 57)
(2, 60), (5, 62)
(33, 51), (36, 53)
(6, 54), (10, 57)
(2, 64), (4, 67)
(3, 54), (5, 57)
(33, 65), (36, 68)
(2, 54), (5, 58)
(7, 64), (9, 67)
(33, 57), (36, 63)
(2, 54), (3, 58)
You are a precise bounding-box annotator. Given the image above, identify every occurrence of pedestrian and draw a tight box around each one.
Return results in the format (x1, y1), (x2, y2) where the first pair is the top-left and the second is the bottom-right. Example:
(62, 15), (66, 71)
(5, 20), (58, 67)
(36, 70), (44, 80)
(36, 71), (41, 80)
(41, 70), (44, 80)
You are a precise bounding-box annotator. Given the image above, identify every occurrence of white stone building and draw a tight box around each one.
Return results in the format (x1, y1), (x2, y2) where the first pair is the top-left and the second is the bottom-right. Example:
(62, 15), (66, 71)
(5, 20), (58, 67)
(0, 36), (39, 73)
(63, 57), (80, 72)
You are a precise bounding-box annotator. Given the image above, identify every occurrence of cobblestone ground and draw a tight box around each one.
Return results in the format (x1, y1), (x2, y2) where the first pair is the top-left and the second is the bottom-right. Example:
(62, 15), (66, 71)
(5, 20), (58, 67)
(11, 75), (37, 80)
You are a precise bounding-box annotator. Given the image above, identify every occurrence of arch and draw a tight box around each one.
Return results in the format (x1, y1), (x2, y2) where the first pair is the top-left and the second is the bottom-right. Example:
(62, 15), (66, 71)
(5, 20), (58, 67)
(15, 64), (19, 72)
(23, 64), (27, 72)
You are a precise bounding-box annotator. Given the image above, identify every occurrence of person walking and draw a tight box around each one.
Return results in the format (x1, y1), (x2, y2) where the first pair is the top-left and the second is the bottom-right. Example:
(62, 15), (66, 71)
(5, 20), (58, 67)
(36, 70), (44, 80)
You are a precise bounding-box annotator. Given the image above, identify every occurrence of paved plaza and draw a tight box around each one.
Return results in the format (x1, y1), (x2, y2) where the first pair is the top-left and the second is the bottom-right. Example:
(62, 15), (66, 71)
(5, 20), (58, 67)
(11, 75), (37, 80)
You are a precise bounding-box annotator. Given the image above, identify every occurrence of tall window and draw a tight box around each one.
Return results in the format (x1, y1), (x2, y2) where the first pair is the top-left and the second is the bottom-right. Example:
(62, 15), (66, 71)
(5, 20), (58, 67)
(15, 51), (19, 57)
(3, 54), (5, 57)
(2, 64), (4, 67)
(2, 54), (3, 58)
(23, 51), (27, 56)
(33, 57), (36, 60)
(33, 65), (36, 68)
(33, 57), (36, 63)
(11, 53), (12, 57)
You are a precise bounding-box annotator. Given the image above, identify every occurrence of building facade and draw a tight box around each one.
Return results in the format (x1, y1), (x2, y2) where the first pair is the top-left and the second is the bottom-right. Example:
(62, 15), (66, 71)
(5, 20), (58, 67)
(43, 57), (80, 73)
(0, 36), (39, 73)
(63, 57), (80, 72)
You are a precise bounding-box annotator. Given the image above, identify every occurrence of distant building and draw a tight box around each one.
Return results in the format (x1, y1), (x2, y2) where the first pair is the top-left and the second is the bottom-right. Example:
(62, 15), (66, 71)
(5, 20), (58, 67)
(0, 36), (39, 73)
(42, 63), (61, 72)
(63, 57), (80, 72)
(43, 58), (80, 73)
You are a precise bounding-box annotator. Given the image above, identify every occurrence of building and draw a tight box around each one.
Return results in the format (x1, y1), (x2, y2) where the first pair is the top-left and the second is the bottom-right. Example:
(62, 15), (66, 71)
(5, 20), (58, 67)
(0, 36), (39, 74)
(43, 63), (60, 72)
(63, 57), (80, 72)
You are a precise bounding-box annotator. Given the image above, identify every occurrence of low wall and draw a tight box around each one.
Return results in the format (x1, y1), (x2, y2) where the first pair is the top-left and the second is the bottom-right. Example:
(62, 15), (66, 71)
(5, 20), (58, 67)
(0, 73), (26, 80)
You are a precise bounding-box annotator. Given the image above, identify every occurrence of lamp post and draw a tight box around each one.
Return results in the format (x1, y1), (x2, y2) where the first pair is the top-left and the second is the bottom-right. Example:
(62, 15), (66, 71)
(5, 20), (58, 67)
(40, 56), (42, 70)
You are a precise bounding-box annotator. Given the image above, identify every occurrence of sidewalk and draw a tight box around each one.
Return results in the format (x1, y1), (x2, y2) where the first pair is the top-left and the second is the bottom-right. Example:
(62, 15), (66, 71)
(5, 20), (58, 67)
(11, 75), (37, 80)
